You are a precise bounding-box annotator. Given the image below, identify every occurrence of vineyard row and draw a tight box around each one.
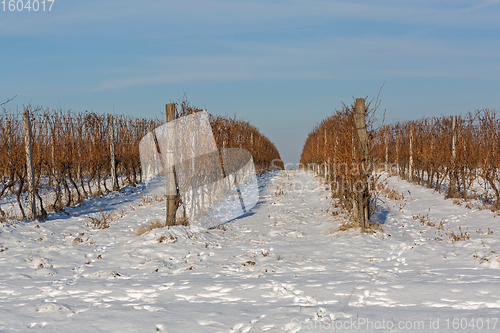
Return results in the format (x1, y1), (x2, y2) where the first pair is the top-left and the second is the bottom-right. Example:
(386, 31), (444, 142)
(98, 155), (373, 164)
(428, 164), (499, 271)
(300, 99), (372, 230)
(372, 109), (500, 208)
(0, 101), (283, 220)
(301, 104), (500, 227)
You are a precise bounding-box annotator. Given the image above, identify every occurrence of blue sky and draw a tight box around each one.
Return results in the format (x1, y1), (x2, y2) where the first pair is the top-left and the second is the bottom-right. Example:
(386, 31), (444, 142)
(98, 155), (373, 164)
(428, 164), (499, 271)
(1, 0), (499, 165)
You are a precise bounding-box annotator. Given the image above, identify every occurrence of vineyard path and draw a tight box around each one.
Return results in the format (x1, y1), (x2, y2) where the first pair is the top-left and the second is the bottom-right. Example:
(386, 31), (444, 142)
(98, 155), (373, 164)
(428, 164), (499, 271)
(0, 170), (499, 332)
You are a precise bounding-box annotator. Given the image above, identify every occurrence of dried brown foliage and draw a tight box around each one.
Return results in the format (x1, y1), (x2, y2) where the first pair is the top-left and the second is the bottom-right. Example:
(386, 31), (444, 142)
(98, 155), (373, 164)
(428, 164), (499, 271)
(299, 101), (376, 227)
(86, 208), (125, 230)
(174, 100), (283, 172)
(301, 103), (500, 227)
(0, 106), (155, 219)
(209, 114), (283, 172)
(135, 218), (165, 236)
(1, 102), (282, 220)
(371, 109), (500, 209)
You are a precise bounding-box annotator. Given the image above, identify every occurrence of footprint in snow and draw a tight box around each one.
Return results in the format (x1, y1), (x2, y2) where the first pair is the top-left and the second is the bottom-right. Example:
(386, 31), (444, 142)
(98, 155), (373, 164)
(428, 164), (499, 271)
(35, 303), (71, 312)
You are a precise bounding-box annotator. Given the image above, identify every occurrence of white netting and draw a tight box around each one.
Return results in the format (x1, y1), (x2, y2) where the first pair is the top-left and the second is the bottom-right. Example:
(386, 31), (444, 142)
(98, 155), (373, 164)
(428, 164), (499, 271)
(138, 111), (258, 227)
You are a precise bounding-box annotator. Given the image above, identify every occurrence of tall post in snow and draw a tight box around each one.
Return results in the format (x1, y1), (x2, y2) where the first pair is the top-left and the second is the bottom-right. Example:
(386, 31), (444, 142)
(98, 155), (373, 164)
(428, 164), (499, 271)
(23, 109), (36, 219)
(450, 116), (457, 195)
(109, 115), (119, 191)
(384, 127), (389, 172)
(354, 98), (371, 231)
(324, 129), (328, 178)
(409, 124), (413, 182)
(165, 103), (179, 226)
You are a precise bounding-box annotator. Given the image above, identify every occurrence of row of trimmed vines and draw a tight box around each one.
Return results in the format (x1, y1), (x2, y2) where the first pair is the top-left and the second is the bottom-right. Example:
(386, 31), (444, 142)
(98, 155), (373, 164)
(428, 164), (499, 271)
(177, 101), (283, 173)
(0, 106), (156, 219)
(301, 104), (500, 222)
(0, 102), (282, 220)
(210, 115), (283, 172)
(300, 99), (373, 230)
(371, 109), (500, 209)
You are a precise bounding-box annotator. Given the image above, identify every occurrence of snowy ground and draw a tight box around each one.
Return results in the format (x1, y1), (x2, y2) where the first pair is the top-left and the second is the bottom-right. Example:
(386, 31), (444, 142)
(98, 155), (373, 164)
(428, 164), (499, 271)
(0, 170), (499, 332)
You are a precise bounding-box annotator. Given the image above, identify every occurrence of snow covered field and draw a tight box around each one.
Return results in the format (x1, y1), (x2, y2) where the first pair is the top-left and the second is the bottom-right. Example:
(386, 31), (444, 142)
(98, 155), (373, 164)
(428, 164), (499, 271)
(0, 170), (499, 332)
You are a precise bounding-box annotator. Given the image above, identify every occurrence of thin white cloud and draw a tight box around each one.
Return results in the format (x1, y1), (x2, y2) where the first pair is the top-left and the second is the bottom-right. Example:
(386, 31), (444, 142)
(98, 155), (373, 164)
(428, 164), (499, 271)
(96, 34), (500, 91)
(1, 0), (499, 36)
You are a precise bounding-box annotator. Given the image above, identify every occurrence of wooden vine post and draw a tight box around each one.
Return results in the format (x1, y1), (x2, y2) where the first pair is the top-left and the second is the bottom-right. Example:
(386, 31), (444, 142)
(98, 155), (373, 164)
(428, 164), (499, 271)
(109, 115), (119, 191)
(165, 103), (179, 226)
(6, 121), (12, 177)
(316, 139), (319, 174)
(409, 124), (414, 182)
(324, 129), (328, 179)
(7, 121), (13, 195)
(353, 98), (371, 231)
(395, 136), (399, 175)
(449, 116), (457, 196)
(384, 126), (389, 172)
(51, 127), (56, 179)
(23, 109), (36, 219)
(77, 123), (83, 185)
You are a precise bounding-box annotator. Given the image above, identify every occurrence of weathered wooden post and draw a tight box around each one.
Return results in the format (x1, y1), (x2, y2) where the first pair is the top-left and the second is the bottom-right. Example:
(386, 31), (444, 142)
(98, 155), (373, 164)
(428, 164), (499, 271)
(51, 127), (56, 179)
(325, 158), (329, 179)
(6, 121), (13, 195)
(165, 103), (178, 226)
(395, 135), (399, 175)
(77, 124), (82, 183)
(354, 98), (371, 231)
(384, 126), (389, 172)
(109, 115), (119, 191)
(324, 129), (327, 177)
(334, 137), (338, 176)
(23, 109), (36, 219)
(449, 116), (457, 196)
(316, 138), (320, 174)
(6, 120), (12, 175)
(460, 121), (467, 198)
(409, 124), (413, 182)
